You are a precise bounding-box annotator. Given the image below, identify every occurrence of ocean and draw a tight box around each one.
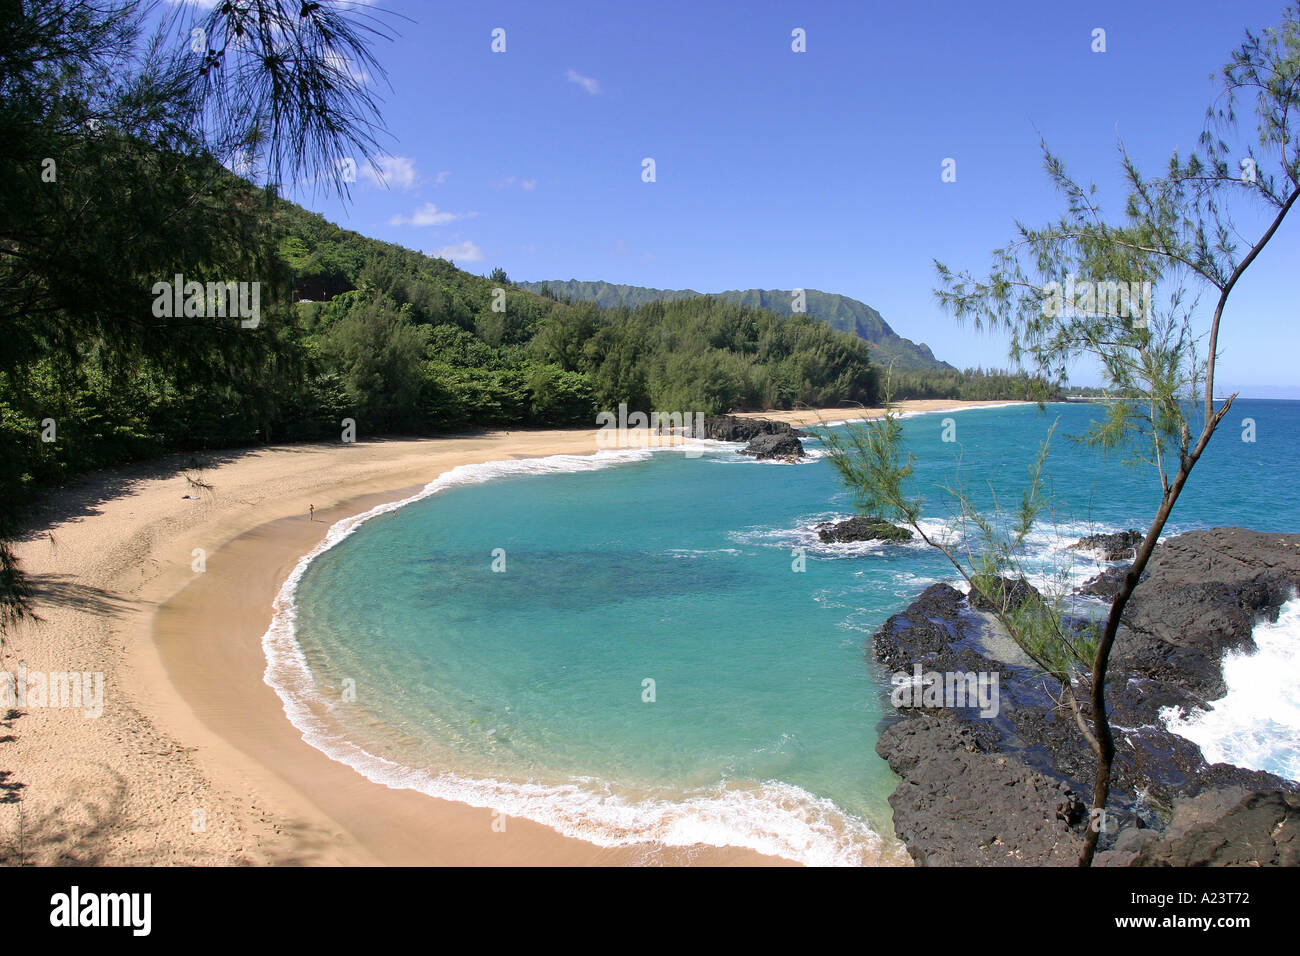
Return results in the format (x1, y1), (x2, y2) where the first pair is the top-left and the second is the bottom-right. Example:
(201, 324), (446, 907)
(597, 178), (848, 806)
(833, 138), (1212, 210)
(263, 400), (1300, 865)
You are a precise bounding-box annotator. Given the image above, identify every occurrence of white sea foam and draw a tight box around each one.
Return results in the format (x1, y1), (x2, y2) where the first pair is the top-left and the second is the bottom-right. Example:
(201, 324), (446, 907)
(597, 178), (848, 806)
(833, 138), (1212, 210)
(1016, 521), (1113, 595)
(1161, 595), (1300, 782)
(727, 512), (897, 558)
(259, 445), (902, 866)
(416, 770), (894, 867)
(705, 448), (825, 466)
(676, 437), (733, 455)
(732, 510), (1155, 627)
(731, 512), (961, 561)
(914, 512), (1147, 600)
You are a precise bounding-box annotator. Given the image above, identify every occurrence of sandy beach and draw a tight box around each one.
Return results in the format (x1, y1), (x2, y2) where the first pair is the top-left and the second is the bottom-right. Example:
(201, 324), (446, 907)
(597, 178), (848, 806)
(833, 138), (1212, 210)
(2, 400), (1021, 866)
(732, 399), (1032, 429)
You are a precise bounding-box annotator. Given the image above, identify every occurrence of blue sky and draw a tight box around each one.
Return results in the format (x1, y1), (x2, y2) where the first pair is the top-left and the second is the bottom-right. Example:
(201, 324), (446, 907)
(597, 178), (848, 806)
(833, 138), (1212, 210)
(270, 0), (1296, 396)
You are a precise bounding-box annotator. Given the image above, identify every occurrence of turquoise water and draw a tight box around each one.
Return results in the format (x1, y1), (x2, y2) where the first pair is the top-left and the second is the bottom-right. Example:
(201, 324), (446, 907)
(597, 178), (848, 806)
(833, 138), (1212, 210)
(269, 400), (1300, 864)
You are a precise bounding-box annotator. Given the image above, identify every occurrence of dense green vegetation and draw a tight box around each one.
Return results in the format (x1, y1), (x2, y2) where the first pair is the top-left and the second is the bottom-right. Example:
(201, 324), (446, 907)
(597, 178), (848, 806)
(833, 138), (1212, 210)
(2, 191), (884, 508)
(519, 279), (957, 373)
(881, 366), (1060, 402)
(282, 206), (881, 426)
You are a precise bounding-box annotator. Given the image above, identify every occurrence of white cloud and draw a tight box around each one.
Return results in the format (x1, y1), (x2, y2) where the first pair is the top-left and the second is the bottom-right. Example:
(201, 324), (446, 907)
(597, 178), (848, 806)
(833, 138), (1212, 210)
(427, 241), (484, 262)
(361, 155), (419, 190)
(494, 175), (538, 190)
(567, 69), (600, 95)
(324, 50), (370, 87)
(388, 203), (476, 227)
(435, 170), (451, 184)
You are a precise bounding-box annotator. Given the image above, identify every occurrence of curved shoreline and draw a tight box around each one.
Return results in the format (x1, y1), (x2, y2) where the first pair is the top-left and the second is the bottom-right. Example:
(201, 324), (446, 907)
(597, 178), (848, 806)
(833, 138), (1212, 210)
(4, 401), (1021, 866)
(261, 448), (908, 866)
(147, 434), (786, 865)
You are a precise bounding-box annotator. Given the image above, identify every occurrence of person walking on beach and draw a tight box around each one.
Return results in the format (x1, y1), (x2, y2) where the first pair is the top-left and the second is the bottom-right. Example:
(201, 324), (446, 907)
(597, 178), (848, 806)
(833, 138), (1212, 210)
(309, 504), (314, 522)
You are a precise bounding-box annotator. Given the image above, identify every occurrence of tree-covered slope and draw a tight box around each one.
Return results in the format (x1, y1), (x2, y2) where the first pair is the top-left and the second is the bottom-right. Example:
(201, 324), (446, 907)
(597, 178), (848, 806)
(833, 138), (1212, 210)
(516, 280), (957, 374)
(2, 188), (882, 526)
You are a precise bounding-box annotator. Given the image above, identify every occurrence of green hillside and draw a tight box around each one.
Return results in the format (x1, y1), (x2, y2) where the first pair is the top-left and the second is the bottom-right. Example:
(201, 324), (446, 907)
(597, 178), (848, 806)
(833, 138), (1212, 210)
(2, 186), (882, 519)
(517, 280), (957, 374)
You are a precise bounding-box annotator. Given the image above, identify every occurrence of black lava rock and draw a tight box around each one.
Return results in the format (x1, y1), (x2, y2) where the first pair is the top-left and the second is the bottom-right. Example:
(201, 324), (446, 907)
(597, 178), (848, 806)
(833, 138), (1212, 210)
(738, 432), (805, 460)
(871, 527), (1300, 867)
(816, 515), (912, 544)
(694, 415), (805, 442)
(1068, 529), (1144, 561)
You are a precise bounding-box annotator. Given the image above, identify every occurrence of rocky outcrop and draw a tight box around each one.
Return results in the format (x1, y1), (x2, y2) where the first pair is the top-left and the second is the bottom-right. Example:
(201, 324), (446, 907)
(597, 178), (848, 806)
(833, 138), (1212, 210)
(1110, 527), (1300, 701)
(873, 584), (990, 677)
(1068, 529), (1144, 561)
(693, 415), (805, 443)
(1079, 565), (1131, 599)
(816, 516), (912, 544)
(738, 432), (805, 461)
(968, 576), (1039, 613)
(1100, 788), (1300, 867)
(872, 527), (1300, 867)
(879, 712), (1087, 866)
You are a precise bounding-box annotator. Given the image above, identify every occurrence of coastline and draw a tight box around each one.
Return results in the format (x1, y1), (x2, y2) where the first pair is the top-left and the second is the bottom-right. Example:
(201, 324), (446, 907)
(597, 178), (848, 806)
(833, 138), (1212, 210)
(3, 400), (1022, 866)
(731, 398), (1031, 429)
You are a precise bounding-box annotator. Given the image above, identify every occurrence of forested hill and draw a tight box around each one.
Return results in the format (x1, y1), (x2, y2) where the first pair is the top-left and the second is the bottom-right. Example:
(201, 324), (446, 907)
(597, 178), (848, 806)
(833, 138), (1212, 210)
(277, 202), (880, 423)
(516, 280), (957, 374)
(3, 187), (882, 519)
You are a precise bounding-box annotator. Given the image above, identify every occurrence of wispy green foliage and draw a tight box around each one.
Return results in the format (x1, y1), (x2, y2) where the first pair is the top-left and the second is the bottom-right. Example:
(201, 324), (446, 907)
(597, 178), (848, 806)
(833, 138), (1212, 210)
(0, 0), (400, 630)
(179, 0), (400, 195)
(819, 398), (919, 527)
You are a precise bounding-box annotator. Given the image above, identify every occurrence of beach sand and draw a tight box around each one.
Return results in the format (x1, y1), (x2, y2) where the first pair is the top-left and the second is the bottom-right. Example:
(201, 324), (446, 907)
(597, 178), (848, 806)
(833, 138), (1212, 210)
(733, 399), (1028, 429)
(2, 401), (1019, 866)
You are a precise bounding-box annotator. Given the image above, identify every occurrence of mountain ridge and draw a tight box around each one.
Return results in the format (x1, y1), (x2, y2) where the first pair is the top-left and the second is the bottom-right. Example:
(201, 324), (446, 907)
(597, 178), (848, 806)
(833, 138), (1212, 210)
(516, 279), (957, 374)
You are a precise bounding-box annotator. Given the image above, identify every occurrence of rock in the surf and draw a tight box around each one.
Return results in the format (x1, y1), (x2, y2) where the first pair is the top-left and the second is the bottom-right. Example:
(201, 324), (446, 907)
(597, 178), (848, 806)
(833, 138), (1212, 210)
(1078, 565), (1131, 599)
(694, 415), (805, 442)
(739, 432), (805, 461)
(967, 576), (1040, 612)
(1067, 529), (1144, 561)
(816, 515), (912, 544)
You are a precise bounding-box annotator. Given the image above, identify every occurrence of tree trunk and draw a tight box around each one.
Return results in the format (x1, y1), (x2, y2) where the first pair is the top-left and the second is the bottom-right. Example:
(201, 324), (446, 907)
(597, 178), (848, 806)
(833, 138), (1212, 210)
(1078, 401), (1231, 865)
